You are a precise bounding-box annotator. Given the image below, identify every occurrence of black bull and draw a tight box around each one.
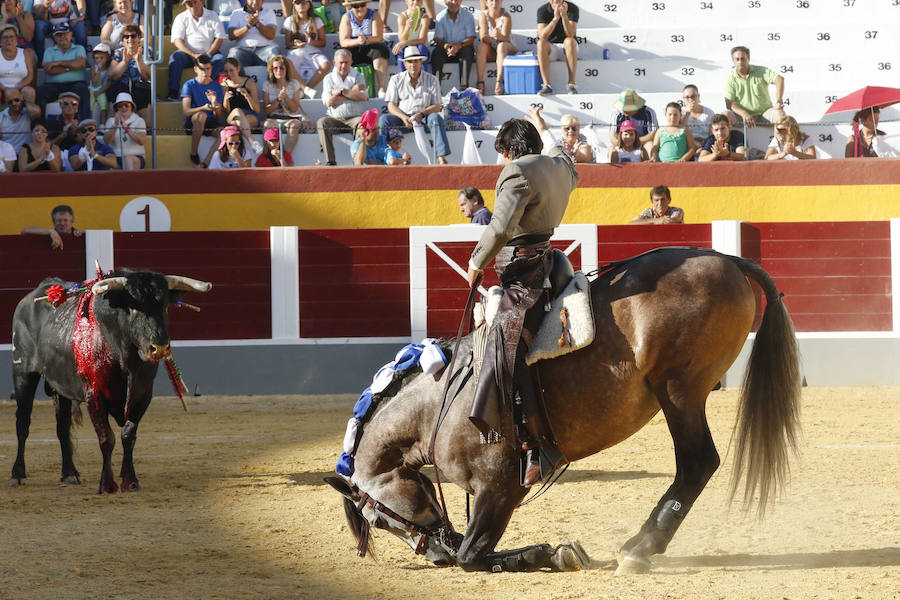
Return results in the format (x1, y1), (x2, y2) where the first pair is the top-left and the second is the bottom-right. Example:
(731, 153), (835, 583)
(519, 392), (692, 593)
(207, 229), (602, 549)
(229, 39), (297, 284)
(10, 269), (211, 493)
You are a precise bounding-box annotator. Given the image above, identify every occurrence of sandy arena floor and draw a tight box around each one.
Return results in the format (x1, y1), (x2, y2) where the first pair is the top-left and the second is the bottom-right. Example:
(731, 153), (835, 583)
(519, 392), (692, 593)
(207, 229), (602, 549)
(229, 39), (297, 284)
(0, 387), (898, 600)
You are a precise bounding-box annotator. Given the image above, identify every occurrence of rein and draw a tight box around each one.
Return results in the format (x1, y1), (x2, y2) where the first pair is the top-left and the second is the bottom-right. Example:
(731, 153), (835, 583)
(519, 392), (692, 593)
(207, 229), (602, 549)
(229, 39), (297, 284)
(427, 272), (484, 532)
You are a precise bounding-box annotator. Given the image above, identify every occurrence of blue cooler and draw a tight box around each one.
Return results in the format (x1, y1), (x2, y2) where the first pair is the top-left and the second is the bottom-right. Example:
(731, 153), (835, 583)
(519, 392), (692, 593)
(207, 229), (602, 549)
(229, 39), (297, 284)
(503, 53), (541, 95)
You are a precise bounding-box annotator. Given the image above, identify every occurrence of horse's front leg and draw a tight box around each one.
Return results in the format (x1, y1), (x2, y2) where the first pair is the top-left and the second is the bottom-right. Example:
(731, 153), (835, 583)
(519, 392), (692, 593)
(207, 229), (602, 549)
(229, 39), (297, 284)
(456, 485), (590, 573)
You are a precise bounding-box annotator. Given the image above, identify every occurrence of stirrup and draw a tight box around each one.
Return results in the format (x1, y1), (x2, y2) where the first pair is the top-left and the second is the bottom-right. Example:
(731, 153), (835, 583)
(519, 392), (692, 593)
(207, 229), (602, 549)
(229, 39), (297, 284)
(520, 445), (564, 487)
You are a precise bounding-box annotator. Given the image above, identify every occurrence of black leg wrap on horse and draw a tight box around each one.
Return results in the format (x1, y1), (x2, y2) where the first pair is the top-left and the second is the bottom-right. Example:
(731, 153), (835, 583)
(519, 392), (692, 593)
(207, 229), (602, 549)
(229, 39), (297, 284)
(649, 498), (691, 554)
(484, 544), (554, 572)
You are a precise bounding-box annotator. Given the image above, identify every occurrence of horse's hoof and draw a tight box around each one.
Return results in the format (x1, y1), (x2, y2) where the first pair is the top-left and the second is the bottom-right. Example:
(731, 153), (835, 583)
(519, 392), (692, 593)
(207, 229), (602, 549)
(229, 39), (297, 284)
(614, 554), (651, 576)
(9, 477), (25, 487)
(552, 541), (591, 571)
(60, 475), (81, 485)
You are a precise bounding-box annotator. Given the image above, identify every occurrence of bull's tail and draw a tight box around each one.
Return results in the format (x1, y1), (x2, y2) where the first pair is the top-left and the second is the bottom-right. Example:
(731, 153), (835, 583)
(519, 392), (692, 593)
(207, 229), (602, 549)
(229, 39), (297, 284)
(727, 257), (802, 516)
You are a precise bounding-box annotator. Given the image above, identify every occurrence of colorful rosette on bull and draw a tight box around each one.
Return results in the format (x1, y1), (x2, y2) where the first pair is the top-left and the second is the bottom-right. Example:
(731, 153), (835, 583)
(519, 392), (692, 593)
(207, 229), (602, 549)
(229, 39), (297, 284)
(45, 284), (67, 307)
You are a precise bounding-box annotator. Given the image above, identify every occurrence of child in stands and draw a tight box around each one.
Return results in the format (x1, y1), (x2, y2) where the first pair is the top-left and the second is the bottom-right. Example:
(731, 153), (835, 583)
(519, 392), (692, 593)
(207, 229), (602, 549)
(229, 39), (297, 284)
(651, 102), (695, 162)
(384, 128), (410, 165)
(608, 120), (647, 164)
(89, 42), (111, 122)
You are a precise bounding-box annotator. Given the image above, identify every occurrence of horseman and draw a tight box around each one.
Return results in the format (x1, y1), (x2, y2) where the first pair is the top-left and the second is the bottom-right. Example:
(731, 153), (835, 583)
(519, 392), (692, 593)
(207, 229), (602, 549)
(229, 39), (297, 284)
(466, 109), (579, 487)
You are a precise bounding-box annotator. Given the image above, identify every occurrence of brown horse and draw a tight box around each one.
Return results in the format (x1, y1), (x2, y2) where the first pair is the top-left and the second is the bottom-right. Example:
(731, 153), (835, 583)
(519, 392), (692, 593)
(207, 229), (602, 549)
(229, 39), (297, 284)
(326, 247), (801, 574)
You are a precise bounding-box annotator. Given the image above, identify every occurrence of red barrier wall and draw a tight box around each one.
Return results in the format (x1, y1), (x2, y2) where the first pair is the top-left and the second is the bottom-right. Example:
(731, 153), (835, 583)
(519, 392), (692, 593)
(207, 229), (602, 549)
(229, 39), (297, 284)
(597, 224), (713, 264)
(113, 231), (272, 340)
(0, 234), (86, 343)
(298, 228), (410, 338)
(741, 221), (892, 331)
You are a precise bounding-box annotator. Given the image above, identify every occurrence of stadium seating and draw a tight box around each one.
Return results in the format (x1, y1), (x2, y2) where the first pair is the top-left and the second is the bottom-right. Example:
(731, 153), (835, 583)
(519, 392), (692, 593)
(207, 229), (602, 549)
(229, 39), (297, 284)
(33, 0), (899, 168)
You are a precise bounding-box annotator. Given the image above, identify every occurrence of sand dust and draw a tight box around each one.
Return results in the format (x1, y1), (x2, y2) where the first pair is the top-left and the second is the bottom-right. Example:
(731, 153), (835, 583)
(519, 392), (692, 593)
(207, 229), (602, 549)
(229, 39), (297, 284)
(1, 387), (898, 599)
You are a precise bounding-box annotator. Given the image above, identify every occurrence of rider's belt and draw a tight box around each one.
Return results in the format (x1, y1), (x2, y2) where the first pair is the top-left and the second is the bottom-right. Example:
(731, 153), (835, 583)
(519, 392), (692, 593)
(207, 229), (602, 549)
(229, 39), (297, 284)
(508, 232), (552, 247)
(510, 241), (552, 260)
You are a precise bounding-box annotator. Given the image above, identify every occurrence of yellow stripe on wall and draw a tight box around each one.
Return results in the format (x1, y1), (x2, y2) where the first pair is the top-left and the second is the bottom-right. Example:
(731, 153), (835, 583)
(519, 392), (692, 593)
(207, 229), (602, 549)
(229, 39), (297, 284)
(3, 184), (898, 234)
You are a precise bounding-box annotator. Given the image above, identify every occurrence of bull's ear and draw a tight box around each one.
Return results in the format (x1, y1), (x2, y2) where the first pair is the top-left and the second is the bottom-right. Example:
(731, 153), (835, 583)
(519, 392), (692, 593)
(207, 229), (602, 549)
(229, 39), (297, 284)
(324, 476), (359, 501)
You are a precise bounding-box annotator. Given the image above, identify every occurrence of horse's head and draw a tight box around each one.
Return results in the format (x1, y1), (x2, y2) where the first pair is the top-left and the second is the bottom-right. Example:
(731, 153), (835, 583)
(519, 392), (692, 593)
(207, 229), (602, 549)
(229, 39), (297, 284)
(325, 469), (461, 566)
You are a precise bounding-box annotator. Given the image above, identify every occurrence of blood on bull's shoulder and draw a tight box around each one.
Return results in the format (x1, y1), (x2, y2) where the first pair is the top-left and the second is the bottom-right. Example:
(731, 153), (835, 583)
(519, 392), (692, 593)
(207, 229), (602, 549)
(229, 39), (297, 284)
(10, 269), (212, 493)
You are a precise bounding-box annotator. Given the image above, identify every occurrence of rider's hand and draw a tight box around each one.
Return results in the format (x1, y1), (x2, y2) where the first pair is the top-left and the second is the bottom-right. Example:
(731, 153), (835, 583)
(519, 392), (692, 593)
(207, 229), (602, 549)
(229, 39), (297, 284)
(466, 265), (482, 287)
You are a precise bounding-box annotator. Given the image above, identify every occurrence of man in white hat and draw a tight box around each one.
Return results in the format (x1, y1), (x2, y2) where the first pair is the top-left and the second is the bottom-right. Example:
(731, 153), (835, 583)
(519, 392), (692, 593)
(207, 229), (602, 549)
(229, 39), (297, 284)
(168, 0), (226, 100)
(380, 45), (450, 164)
(36, 22), (90, 120)
(46, 90), (82, 150)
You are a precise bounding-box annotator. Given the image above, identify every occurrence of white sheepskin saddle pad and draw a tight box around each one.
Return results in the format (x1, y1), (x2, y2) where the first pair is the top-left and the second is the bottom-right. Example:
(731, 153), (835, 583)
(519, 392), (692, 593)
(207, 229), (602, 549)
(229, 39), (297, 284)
(472, 272), (594, 367)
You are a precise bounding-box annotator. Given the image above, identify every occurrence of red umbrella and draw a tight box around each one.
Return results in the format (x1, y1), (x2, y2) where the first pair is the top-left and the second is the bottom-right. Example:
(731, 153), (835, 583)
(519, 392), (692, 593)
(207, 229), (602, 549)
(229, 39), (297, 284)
(825, 85), (900, 115)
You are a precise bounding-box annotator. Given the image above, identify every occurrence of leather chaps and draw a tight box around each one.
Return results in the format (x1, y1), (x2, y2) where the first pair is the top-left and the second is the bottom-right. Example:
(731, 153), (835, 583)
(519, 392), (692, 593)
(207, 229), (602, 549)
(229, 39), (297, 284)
(469, 243), (553, 437)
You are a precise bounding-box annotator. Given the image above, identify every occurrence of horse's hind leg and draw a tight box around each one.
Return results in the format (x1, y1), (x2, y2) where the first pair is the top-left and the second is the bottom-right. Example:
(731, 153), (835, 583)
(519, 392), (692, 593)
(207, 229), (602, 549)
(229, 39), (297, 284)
(55, 395), (81, 484)
(616, 382), (720, 575)
(457, 488), (590, 572)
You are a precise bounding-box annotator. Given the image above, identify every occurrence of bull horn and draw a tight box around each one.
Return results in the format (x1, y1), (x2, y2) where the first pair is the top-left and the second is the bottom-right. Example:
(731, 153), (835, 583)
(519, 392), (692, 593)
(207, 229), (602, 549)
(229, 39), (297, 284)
(91, 277), (127, 295)
(165, 276), (212, 293)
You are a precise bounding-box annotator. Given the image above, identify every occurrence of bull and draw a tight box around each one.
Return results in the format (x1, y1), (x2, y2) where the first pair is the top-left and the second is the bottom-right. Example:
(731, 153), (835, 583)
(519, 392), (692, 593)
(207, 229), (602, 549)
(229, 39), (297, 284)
(10, 269), (212, 493)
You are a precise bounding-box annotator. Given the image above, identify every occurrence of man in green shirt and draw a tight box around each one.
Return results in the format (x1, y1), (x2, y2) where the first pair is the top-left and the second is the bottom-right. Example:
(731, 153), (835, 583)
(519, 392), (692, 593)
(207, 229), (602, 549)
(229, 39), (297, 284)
(724, 45), (785, 128)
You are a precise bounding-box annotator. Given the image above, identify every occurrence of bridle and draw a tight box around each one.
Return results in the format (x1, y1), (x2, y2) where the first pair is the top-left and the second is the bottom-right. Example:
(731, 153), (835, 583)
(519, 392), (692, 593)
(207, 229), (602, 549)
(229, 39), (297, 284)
(350, 482), (459, 557)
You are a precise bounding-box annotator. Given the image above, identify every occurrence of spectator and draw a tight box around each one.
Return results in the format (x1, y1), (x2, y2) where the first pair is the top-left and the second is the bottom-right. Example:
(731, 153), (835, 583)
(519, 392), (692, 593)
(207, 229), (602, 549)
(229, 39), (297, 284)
(351, 106), (387, 165)
(338, 0), (389, 98)
(0, 86), (31, 151)
(18, 118), (61, 170)
(458, 186), (491, 224)
(651, 102), (695, 162)
(67, 118), (116, 170)
(608, 119), (647, 164)
(317, 48), (366, 166)
(261, 54), (314, 155)
(845, 107), (885, 158)
(724, 45), (785, 128)
(32, 0), (86, 64)
(227, 0), (280, 68)
(766, 115), (815, 160)
(219, 56), (260, 152)
(630, 185), (684, 225)
(557, 113), (592, 163)
(609, 89), (656, 155)
(21, 204), (81, 249)
(1, 0), (34, 48)
(89, 42), (111, 122)
(0, 23), (39, 118)
(476, 0), (515, 96)
(46, 90), (80, 150)
(698, 113), (745, 161)
(106, 24), (152, 124)
(181, 53), (223, 168)
(381, 46), (449, 164)
(167, 0), (226, 100)
(208, 124), (252, 168)
(536, 0), (578, 96)
(0, 134), (14, 170)
(431, 0), (475, 90)
(99, 0), (141, 49)
(378, 0), (435, 32)
(392, 0), (430, 74)
(384, 127), (410, 164)
(37, 23), (89, 120)
(254, 126), (293, 166)
(102, 91), (146, 169)
(283, 0), (330, 98)
(681, 84), (714, 151)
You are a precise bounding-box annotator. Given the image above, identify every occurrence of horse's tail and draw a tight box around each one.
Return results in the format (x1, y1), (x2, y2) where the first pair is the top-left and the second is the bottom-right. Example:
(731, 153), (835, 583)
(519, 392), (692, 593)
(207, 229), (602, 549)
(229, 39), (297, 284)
(727, 256), (802, 516)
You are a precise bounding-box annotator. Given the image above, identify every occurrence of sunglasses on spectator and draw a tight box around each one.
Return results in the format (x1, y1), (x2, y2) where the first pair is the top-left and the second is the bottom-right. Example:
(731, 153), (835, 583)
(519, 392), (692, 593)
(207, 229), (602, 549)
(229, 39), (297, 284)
(1, 35), (17, 40)
(80, 126), (97, 133)
(7, 97), (22, 103)
(121, 33), (138, 39)
(683, 94), (697, 99)
(272, 64), (285, 69)
(562, 125), (578, 131)
(61, 100), (78, 106)
(33, 128), (48, 134)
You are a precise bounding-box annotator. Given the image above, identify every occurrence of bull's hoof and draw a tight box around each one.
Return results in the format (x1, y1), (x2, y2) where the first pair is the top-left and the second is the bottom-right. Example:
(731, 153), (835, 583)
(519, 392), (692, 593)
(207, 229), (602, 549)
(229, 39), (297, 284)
(614, 553), (651, 576)
(98, 480), (120, 494)
(9, 477), (25, 487)
(120, 479), (141, 492)
(551, 540), (591, 571)
(60, 474), (81, 485)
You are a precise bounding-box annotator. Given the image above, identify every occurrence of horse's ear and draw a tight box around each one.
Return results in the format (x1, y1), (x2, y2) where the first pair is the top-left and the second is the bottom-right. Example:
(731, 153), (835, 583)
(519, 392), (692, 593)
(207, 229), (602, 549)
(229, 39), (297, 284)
(324, 476), (359, 501)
